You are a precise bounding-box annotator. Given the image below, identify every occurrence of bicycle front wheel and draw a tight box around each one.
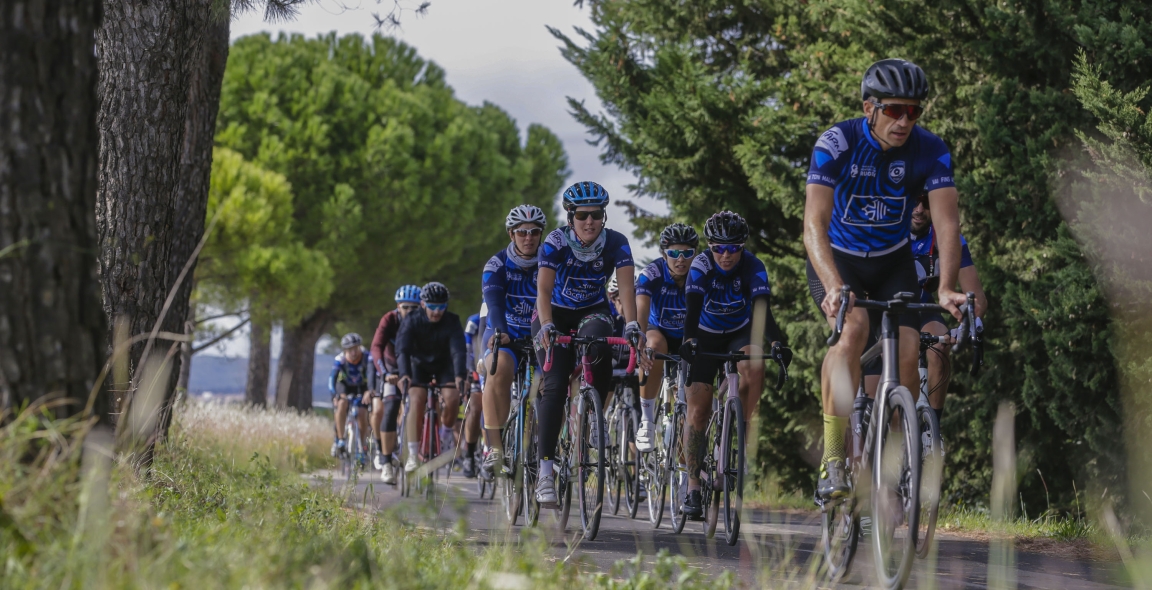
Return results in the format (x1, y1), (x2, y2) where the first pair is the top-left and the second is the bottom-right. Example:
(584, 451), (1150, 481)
(523, 403), (541, 527)
(502, 416), (521, 525)
(646, 403), (668, 528)
(606, 405), (623, 515)
(668, 406), (688, 534)
(871, 385), (921, 590)
(702, 415), (721, 539)
(577, 387), (606, 540)
(623, 408), (642, 519)
(916, 402), (943, 559)
(721, 398), (745, 546)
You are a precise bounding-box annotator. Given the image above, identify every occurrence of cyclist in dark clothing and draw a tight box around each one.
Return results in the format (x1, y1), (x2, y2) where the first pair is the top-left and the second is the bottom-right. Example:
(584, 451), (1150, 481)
(396, 281), (468, 474)
(368, 284), (421, 483)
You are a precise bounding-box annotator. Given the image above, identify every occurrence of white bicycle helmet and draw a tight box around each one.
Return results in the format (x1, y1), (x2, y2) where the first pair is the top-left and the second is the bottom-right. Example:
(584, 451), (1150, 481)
(506, 204), (547, 229)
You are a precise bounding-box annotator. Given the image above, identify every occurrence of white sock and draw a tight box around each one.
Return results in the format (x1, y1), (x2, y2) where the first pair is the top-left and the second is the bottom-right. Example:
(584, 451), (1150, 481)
(640, 398), (656, 422)
(539, 459), (554, 478)
(407, 442), (419, 458)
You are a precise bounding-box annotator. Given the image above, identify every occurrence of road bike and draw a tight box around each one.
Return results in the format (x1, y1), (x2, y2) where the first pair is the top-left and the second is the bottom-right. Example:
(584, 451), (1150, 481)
(487, 333), (542, 526)
(646, 351), (687, 531)
(400, 379), (446, 500)
(542, 333), (638, 541)
(606, 373), (642, 519)
(339, 392), (370, 478)
(686, 347), (789, 546)
(822, 286), (974, 589)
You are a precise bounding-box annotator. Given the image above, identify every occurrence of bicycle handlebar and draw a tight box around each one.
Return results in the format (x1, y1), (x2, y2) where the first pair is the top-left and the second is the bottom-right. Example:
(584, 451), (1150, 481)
(827, 285), (851, 346)
(542, 333), (638, 376)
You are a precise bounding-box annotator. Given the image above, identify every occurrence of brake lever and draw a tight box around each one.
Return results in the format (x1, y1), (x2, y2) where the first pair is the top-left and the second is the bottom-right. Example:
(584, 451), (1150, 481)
(827, 285), (851, 347)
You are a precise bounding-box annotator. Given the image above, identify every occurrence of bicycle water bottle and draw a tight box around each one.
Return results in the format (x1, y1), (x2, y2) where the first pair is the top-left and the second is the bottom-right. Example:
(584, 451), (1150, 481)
(850, 396), (873, 462)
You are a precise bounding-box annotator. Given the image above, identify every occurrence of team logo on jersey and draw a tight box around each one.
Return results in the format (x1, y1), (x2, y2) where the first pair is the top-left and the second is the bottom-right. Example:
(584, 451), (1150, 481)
(889, 161), (906, 183)
(593, 260), (604, 271)
(733, 278), (741, 292)
(704, 298), (746, 316)
(658, 307), (687, 330)
(861, 166), (877, 177)
(842, 195), (907, 227)
(814, 127), (847, 168)
(560, 277), (602, 303)
(851, 165), (859, 177)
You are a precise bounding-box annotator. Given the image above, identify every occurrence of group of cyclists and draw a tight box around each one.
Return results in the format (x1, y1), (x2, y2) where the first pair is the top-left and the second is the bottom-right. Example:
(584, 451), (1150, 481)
(324, 57), (987, 546)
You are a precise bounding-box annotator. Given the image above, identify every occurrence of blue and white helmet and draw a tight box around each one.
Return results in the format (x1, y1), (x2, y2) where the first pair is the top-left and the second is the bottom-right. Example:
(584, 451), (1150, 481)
(562, 181), (610, 210)
(394, 285), (421, 303)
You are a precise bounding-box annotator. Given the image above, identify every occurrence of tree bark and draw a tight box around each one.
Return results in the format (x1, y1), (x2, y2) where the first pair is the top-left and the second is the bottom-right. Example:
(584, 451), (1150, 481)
(0, 1), (108, 421)
(96, 1), (226, 441)
(245, 321), (271, 407)
(275, 310), (330, 411)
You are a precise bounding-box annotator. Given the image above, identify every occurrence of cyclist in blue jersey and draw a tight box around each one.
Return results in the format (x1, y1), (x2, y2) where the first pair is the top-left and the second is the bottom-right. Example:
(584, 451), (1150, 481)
(635, 223), (699, 452)
(532, 181), (650, 507)
(329, 333), (376, 457)
(677, 212), (789, 517)
(479, 204), (546, 479)
(803, 58), (968, 502)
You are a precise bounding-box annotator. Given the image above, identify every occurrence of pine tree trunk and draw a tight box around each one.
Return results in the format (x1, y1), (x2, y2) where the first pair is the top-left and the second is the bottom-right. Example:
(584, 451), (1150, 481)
(96, 1), (224, 441)
(275, 310), (330, 411)
(0, 0), (108, 421)
(246, 321), (271, 407)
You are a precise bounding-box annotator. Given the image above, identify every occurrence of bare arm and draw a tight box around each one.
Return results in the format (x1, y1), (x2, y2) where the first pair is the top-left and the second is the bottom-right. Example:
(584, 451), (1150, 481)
(636, 294), (652, 333)
(927, 186), (967, 319)
(536, 266), (556, 348)
(616, 265), (638, 323)
(803, 183), (850, 316)
(958, 266), (988, 319)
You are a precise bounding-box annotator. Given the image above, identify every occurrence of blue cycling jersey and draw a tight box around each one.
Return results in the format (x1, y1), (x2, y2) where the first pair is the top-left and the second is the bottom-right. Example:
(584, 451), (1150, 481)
(685, 250), (771, 334)
(328, 348), (374, 394)
(481, 250), (538, 340)
(807, 118), (955, 253)
(636, 258), (687, 338)
(911, 226), (974, 303)
(539, 227), (634, 310)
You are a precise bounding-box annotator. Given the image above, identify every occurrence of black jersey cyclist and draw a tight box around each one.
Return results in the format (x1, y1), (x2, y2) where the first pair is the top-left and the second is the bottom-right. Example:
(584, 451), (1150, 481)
(329, 333), (376, 457)
(369, 284), (421, 482)
(803, 58), (968, 503)
(531, 181), (650, 507)
(677, 211), (789, 517)
(635, 223), (698, 452)
(396, 281), (469, 474)
(479, 204), (546, 478)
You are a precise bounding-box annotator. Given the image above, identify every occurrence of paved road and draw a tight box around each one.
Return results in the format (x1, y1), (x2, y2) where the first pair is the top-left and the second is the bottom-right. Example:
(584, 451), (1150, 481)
(314, 468), (1127, 589)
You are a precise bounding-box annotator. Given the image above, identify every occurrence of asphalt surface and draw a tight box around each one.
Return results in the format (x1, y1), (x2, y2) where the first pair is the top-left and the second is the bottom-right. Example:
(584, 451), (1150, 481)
(313, 465), (1128, 589)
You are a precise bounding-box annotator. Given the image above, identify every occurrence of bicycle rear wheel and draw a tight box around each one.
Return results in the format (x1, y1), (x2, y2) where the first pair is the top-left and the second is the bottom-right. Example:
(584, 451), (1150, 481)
(916, 402), (943, 558)
(523, 403), (541, 527)
(606, 404), (623, 515)
(622, 408), (642, 519)
(702, 415), (721, 539)
(721, 398), (746, 546)
(871, 386), (921, 590)
(577, 387), (606, 540)
(646, 402), (668, 528)
(668, 407), (688, 534)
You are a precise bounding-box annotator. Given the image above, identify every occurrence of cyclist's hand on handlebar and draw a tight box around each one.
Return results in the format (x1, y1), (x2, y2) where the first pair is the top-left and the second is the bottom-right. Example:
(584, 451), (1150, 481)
(385, 373), (400, 386)
(937, 288), (968, 321)
(398, 376), (410, 391)
(488, 332), (511, 349)
(821, 284), (854, 318)
(679, 339), (697, 363)
(535, 321), (556, 351)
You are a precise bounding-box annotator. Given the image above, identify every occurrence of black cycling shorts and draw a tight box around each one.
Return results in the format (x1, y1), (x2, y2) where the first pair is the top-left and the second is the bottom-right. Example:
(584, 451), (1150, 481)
(408, 363), (457, 389)
(333, 381), (369, 403)
(689, 325), (751, 386)
(805, 245), (920, 331)
(656, 328), (682, 358)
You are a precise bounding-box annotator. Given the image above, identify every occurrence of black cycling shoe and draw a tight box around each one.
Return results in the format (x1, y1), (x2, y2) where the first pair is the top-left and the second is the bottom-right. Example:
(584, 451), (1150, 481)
(817, 459), (850, 503)
(681, 490), (703, 518)
(461, 457), (478, 479)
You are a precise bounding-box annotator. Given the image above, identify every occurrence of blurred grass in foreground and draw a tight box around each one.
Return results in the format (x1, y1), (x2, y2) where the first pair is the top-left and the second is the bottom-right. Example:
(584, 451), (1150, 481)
(0, 402), (730, 589)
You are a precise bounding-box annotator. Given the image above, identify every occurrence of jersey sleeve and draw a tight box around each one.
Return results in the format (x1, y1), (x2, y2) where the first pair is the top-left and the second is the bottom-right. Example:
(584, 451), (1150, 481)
(745, 254), (772, 298)
(959, 235), (974, 268)
(539, 229), (566, 270)
(328, 355), (342, 394)
(610, 232), (634, 268)
(807, 124), (851, 187)
(395, 316), (414, 379)
(685, 253), (712, 296)
(635, 262), (661, 298)
(481, 254), (511, 333)
(922, 134), (955, 192)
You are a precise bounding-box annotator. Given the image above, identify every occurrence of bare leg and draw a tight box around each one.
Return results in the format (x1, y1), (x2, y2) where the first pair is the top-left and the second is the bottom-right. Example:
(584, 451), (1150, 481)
(370, 397), (384, 442)
(334, 396), (348, 439)
(406, 387), (427, 444)
(482, 350), (515, 449)
(464, 388), (482, 444)
(641, 330), (668, 402)
(440, 386), (460, 429)
(683, 382), (714, 490)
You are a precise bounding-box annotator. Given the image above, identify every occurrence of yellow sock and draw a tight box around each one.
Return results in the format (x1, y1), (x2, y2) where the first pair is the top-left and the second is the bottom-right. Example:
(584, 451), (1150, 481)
(822, 414), (849, 463)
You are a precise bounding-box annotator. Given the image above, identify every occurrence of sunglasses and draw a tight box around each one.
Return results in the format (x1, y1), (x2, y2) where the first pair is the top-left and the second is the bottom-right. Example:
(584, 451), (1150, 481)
(710, 244), (743, 255)
(512, 227), (543, 237)
(399, 304), (419, 312)
(572, 210), (605, 221)
(870, 100), (924, 122)
(665, 248), (695, 259)
(425, 303), (448, 312)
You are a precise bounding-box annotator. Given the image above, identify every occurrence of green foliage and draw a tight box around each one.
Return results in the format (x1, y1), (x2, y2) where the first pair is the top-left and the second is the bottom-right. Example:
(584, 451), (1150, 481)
(217, 33), (570, 335)
(199, 147), (333, 327)
(560, 0), (1152, 507)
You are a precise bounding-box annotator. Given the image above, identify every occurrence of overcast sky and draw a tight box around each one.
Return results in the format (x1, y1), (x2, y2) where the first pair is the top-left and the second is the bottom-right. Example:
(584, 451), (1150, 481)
(205, 0), (665, 357)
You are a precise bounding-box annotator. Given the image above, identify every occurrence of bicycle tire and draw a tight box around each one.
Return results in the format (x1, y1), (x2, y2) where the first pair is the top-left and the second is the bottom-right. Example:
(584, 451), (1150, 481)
(606, 402), (623, 516)
(624, 407), (642, 519)
(523, 401), (541, 527)
(668, 407), (688, 534)
(502, 413), (521, 524)
(344, 422), (357, 478)
(577, 387), (606, 540)
(721, 398), (745, 546)
(551, 416), (573, 535)
(916, 403), (943, 559)
(646, 400), (668, 529)
(871, 385), (921, 590)
(702, 412), (721, 539)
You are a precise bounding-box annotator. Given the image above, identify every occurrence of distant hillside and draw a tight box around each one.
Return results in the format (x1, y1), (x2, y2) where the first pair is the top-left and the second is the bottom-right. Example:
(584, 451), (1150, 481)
(188, 354), (332, 404)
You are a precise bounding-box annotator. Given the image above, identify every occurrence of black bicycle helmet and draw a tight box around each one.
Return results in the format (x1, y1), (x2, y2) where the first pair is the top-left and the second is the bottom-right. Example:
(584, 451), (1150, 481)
(659, 223), (700, 250)
(420, 281), (450, 304)
(703, 211), (749, 245)
(861, 58), (929, 101)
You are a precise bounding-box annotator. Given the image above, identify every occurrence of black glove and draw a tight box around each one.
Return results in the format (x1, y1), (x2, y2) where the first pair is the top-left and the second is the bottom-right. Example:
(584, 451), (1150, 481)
(679, 339), (697, 363)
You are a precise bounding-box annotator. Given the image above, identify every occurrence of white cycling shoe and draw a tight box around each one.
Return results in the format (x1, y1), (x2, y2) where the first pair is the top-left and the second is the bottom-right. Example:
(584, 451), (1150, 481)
(404, 454), (420, 473)
(636, 420), (656, 453)
(381, 462), (397, 485)
(535, 473), (558, 507)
